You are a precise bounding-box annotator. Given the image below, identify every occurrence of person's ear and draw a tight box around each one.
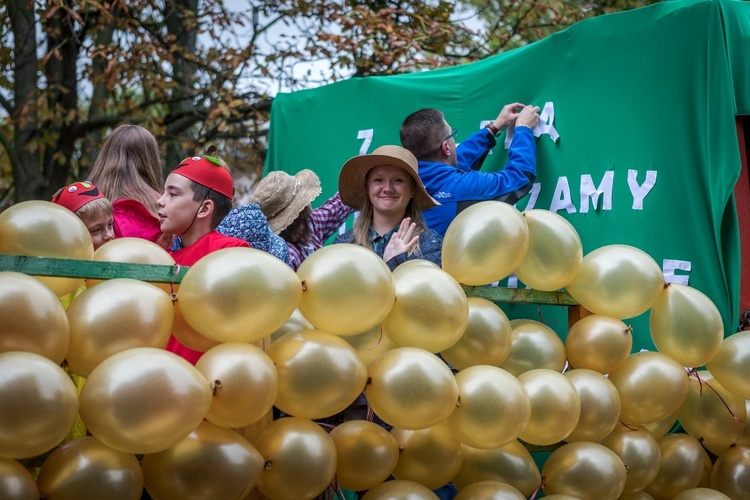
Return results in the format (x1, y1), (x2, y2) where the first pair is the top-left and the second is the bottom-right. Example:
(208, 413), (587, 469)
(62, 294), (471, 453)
(442, 141), (451, 157)
(196, 199), (214, 220)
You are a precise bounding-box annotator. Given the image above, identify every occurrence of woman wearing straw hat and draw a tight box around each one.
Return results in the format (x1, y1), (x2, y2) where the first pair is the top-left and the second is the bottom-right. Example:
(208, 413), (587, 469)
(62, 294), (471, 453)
(334, 145), (442, 270)
(251, 169), (354, 270)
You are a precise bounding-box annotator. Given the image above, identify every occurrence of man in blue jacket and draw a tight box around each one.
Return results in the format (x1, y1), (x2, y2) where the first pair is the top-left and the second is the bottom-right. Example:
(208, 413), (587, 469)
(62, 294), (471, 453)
(400, 104), (540, 236)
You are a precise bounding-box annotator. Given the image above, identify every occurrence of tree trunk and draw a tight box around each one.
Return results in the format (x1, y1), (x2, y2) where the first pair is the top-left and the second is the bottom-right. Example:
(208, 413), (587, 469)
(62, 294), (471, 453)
(80, 21), (116, 179)
(8, 0), (41, 202)
(164, 0), (200, 170)
(42, 1), (82, 199)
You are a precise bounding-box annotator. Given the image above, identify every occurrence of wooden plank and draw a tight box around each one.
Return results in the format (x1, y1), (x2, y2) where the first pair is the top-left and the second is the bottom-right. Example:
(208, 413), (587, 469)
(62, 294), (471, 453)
(0, 254), (581, 307)
(567, 305), (593, 330)
(0, 254), (188, 283)
(462, 285), (578, 306)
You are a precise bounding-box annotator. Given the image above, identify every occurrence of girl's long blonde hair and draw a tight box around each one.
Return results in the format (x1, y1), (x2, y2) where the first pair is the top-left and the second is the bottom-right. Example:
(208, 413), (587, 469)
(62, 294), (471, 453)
(89, 124), (164, 217)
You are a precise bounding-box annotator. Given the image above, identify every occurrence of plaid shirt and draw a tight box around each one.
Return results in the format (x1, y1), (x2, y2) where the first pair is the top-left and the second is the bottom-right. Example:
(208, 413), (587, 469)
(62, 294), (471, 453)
(368, 226), (398, 258)
(288, 192), (353, 270)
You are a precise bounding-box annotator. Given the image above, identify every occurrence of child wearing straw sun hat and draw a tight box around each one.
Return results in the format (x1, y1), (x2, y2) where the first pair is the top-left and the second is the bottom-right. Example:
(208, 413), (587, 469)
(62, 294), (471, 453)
(252, 169), (353, 270)
(334, 145), (443, 270)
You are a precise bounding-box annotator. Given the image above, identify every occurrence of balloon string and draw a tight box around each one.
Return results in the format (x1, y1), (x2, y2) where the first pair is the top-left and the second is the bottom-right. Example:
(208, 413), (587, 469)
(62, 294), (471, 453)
(529, 478), (544, 500)
(317, 422), (336, 433)
(689, 369), (742, 423)
(367, 325), (384, 351)
(619, 420), (639, 431)
(537, 305), (559, 326)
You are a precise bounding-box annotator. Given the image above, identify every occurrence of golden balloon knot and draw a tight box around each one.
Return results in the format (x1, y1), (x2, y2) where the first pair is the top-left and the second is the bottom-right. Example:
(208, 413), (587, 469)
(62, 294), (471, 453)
(211, 380), (222, 395)
(301, 280), (307, 291)
(264, 460), (272, 471)
(530, 479), (544, 500)
(169, 264), (182, 301)
(456, 395), (461, 407)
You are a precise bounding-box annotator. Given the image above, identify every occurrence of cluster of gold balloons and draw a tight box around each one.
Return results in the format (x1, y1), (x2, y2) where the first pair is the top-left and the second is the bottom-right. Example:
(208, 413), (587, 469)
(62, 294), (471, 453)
(2, 199), (750, 498)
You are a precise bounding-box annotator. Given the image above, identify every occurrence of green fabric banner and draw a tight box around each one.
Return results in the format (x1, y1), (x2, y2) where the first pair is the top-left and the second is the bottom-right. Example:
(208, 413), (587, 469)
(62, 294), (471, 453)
(267, 0), (749, 350)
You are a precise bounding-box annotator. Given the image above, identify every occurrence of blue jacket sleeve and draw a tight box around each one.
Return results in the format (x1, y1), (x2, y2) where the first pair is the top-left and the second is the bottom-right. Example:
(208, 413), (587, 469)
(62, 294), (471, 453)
(441, 126), (536, 202)
(456, 129), (496, 172)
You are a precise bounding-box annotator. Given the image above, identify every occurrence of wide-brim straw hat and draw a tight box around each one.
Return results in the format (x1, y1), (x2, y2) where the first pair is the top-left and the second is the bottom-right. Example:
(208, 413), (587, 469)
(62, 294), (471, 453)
(251, 169), (322, 233)
(339, 145), (439, 211)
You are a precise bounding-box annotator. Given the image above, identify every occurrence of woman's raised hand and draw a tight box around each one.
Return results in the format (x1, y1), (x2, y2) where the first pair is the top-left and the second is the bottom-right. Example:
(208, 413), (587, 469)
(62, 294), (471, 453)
(383, 217), (419, 262)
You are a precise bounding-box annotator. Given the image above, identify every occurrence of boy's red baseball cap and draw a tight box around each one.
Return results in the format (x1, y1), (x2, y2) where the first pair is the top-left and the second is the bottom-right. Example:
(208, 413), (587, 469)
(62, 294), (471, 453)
(173, 156), (234, 199)
(51, 181), (106, 213)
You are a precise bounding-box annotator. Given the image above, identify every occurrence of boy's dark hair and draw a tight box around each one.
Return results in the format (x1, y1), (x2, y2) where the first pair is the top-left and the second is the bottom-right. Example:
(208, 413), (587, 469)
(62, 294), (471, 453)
(400, 108), (448, 162)
(279, 206), (312, 245)
(190, 182), (233, 229)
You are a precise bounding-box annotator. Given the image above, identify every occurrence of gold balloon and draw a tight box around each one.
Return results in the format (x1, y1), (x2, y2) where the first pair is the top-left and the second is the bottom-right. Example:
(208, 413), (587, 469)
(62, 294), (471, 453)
(329, 420), (399, 491)
(66, 278), (174, 377)
(442, 201), (529, 286)
(650, 283), (723, 367)
(620, 492), (656, 500)
(706, 331), (750, 399)
(608, 351), (689, 426)
(179, 247), (302, 342)
(441, 297), (512, 370)
(514, 209), (582, 291)
(0, 200), (93, 296)
(0, 352), (78, 459)
(342, 325), (399, 369)
(563, 369), (621, 443)
(361, 480), (439, 499)
(644, 410), (680, 438)
(738, 400), (750, 447)
(171, 299), (220, 352)
(381, 263), (468, 353)
(0, 457), (39, 500)
(195, 343), (278, 428)
(453, 441), (541, 496)
(0, 271), (69, 364)
(565, 315), (632, 374)
(445, 365), (530, 449)
(390, 423), (463, 490)
(255, 417), (336, 499)
(36, 437), (143, 500)
(79, 347), (212, 454)
(679, 371), (746, 450)
(600, 427), (661, 494)
(711, 445), (750, 496)
(672, 489), (731, 500)
(517, 369), (580, 446)
(88, 237), (175, 291)
(645, 434), (707, 499)
(699, 443), (714, 487)
(297, 244), (395, 335)
(142, 421), (263, 500)
(270, 308), (314, 344)
(454, 480), (525, 499)
(542, 442), (627, 499)
(541, 496), (586, 500)
(366, 347), (459, 430)
(566, 244), (664, 319)
(499, 319), (566, 376)
(267, 330), (368, 419)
